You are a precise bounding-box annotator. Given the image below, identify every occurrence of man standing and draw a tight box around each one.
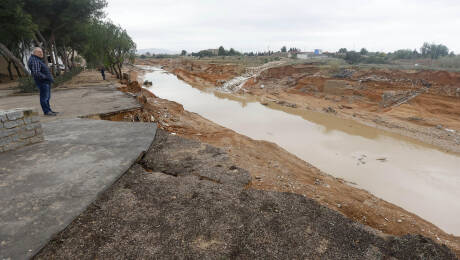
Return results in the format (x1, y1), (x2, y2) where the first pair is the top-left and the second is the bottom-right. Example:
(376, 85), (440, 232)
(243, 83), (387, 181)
(100, 66), (106, 80)
(28, 47), (58, 116)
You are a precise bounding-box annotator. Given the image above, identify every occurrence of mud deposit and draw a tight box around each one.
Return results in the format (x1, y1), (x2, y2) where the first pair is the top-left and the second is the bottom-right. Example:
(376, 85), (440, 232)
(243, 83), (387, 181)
(142, 67), (460, 236)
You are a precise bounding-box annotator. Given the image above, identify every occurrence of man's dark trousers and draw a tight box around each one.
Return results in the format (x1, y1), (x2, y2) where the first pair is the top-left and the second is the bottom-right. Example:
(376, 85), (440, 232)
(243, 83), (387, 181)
(37, 82), (51, 114)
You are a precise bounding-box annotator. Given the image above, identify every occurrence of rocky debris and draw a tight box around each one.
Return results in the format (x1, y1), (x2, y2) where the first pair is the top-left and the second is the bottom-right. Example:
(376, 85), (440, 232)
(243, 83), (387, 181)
(333, 69), (354, 79)
(143, 80), (152, 86)
(35, 130), (457, 259)
(286, 77), (297, 86)
(219, 61), (287, 93)
(323, 106), (337, 114)
(338, 104), (353, 109)
(298, 85), (319, 93)
(381, 87), (429, 108)
(360, 75), (391, 82)
(219, 76), (250, 92)
(356, 154), (367, 165)
(380, 90), (412, 108)
(407, 116), (424, 122)
(276, 100), (297, 108)
(141, 129), (250, 187)
(118, 81), (142, 93)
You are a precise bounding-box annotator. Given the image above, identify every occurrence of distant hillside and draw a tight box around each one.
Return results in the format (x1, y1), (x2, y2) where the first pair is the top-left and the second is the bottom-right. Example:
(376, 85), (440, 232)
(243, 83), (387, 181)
(137, 48), (179, 55)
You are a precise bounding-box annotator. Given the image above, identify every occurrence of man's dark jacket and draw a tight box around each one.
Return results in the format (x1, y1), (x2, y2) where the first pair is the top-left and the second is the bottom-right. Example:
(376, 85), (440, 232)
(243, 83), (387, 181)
(28, 55), (54, 85)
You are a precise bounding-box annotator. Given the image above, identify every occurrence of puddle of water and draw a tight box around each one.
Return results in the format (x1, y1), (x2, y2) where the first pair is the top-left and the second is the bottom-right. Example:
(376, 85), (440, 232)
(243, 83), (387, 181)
(143, 66), (460, 235)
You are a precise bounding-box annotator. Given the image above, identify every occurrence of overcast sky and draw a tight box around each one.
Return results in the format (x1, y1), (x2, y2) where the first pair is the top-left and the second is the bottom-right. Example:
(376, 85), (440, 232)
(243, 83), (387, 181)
(105, 0), (460, 53)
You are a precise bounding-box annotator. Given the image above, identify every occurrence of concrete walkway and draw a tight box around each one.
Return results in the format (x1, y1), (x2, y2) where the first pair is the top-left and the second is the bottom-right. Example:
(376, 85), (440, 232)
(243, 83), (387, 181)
(0, 118), (157, 260)
(0, 83), (140, 123)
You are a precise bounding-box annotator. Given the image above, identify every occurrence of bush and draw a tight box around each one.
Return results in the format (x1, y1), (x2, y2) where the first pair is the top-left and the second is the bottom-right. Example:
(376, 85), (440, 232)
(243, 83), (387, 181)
(53, 67), (83, 87)
(327, 60), (342, 73)
(18, 67), (83, 93)
(344, 51), (361, 64)
(435, 56), (460, 69)
(361, 55), (388, 64)
(18, 76), (37, 93)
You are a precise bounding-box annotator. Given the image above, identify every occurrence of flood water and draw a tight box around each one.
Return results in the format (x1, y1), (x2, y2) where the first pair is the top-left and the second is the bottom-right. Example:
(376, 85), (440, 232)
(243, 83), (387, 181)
(142, 66), (460, 235)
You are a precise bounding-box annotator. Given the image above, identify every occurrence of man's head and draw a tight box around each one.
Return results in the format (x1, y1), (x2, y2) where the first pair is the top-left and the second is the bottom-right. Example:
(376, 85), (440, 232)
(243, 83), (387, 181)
(33, 47), (44, 58)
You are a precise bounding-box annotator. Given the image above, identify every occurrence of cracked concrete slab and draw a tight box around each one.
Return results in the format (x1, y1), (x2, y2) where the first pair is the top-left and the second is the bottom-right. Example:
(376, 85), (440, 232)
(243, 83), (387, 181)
(0, 118), (157, 260)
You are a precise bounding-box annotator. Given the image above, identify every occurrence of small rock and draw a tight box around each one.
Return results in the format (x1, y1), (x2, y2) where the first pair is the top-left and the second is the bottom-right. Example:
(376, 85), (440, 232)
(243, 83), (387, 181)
(435, 125), (443, 130)
(323, 106), (337, 114)
(397, 219), (402, 223)
(337, 204), (342, 208)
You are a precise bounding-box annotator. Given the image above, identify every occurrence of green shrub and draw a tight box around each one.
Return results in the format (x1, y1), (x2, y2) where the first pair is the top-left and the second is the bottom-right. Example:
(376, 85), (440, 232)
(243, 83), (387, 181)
(435, 56), (460, 69)
(53, 67), (83, 87)
(361, 55), (388, 64)
(327, 60), (342, 73)
(18, 67), (83, 93)
(18, 76), (37, 93)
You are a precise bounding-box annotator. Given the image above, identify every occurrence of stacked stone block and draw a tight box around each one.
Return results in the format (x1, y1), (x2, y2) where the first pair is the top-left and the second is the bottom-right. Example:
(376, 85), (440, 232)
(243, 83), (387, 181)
(0, 108), (44, 153)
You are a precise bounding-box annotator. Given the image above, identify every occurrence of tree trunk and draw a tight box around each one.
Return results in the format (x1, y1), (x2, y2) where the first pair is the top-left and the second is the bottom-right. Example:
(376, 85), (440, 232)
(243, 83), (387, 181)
(35, 30), (50, 69)
(12, 62), (22, 77)
(111, 64), (119, 79)
(70, 49), (75, 69)
(47, 33), (58, 76)
(117, 63), (122, 79)
(52, 40), (60, 76)
(0, 42), (30, 76)
(7, 61), (13, 80)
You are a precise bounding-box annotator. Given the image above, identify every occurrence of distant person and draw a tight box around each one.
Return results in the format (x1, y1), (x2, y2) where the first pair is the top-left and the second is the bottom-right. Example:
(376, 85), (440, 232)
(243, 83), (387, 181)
(28, 47), (58, 116)
(100, 66), (106, 80)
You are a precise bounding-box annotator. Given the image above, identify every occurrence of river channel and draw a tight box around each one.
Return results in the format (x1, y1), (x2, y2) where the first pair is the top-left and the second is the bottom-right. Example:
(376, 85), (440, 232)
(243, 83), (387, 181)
(142, 66), (460, 235)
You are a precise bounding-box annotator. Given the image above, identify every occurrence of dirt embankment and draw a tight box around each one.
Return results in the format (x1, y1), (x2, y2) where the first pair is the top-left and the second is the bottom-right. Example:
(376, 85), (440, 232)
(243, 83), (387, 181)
(137, 58), (244, 89)
(152, 58), (460, 153)
(96, 78), (460, 257)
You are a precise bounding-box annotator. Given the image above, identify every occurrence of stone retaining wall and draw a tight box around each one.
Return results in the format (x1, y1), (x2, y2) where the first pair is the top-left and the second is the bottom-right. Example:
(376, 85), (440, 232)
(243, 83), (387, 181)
(0, 108), (44, 153)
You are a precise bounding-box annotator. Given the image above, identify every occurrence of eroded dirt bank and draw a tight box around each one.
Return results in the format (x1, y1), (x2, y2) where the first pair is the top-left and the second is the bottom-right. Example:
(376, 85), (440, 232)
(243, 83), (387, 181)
(35, 129), (457, 259)
(91, 81), (460, 257)
(139, 58), (460, 154)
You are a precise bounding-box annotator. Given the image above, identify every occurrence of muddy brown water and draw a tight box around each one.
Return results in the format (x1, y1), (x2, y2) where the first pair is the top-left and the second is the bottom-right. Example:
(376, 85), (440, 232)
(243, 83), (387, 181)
(142, 66), (460, 235)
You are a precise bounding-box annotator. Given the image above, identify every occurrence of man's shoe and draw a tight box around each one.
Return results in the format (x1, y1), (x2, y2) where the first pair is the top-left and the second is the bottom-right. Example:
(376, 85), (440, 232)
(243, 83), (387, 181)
(51, 111), (59, 114)
(44, 112), (57, 116)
